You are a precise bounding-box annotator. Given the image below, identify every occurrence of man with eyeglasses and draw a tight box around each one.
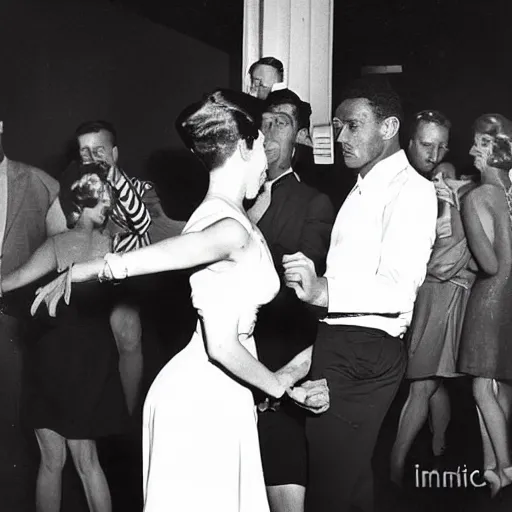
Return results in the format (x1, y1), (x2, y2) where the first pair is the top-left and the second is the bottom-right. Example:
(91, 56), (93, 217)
(247, 88), (334, 512)
(58, 120), (185, 416)
(248, 56), (286, 100)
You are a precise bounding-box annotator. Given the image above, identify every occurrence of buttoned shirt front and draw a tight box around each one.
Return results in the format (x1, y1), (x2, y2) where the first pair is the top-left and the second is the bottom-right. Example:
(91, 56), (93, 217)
(323, 149), (437, 337)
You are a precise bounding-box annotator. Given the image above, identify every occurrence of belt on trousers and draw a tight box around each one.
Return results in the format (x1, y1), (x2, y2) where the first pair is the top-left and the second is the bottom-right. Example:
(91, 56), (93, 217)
(325, 312), (400, 319)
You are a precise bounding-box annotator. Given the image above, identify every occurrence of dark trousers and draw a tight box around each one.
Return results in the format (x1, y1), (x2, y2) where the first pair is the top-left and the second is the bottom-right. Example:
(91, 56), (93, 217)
(0, 313), (36, 511)
(0, 314), (24, 425)
(305, 324), (406, 512)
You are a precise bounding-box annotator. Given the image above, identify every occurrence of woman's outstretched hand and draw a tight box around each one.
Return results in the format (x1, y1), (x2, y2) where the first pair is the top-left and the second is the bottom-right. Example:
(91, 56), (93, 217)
(287, 378), (330, 414)
(30, 267), (73, 317)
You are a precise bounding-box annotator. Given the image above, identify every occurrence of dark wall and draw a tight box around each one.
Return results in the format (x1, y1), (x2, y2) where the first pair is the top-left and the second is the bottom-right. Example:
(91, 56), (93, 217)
(332, 0), (512, 177)
(0, 0), (230, 180)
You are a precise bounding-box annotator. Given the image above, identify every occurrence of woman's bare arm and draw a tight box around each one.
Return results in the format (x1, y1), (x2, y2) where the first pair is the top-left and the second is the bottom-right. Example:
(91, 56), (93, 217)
(462, 186), (500, 276)
(2, 239), (57, 293)
(71, 217), (250, 283)
(275, 345), (313, 388)
(201, 311), (287, 399)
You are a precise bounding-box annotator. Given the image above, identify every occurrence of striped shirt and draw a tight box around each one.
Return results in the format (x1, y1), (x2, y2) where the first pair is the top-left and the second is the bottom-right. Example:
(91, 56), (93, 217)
(109, 168), (153, 253)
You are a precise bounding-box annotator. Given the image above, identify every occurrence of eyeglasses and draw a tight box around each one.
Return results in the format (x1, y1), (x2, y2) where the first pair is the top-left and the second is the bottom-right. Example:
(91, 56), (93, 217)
(332, 117), (343, 140)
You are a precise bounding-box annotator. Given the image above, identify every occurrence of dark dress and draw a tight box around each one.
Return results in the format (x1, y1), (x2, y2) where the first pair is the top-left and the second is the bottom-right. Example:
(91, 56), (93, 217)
(27, 235), (129, 439)
(458, 185), (512, 380)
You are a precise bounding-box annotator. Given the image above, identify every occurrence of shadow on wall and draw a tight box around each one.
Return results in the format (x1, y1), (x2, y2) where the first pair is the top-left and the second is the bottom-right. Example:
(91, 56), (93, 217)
(145, 148), (209, 222)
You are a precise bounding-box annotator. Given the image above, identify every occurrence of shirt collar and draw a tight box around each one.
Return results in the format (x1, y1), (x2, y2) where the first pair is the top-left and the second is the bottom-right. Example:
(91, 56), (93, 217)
(266, 168), (299, 190)
(355, 149), (409, 194)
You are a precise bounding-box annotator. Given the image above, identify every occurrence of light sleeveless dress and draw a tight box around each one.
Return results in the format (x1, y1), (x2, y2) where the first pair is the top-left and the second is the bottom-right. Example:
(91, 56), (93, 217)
(142, 196), (280, 512)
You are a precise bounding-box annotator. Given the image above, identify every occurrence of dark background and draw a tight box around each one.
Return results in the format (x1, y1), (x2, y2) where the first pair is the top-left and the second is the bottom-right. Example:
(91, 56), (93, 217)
(3, 0), (511, 182)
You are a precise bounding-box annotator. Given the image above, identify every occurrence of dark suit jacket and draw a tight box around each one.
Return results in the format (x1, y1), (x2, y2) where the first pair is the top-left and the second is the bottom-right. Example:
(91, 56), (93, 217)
(254, 172), (334, 376)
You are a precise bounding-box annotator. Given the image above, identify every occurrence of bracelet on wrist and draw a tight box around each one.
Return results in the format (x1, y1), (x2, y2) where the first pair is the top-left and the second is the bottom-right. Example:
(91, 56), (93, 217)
(98, 253), (128, 282)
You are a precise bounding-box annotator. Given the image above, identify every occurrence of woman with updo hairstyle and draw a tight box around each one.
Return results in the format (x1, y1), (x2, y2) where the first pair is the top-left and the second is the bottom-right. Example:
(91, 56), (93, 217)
(1, 165), (129, 512)
(46, 90), (327, 512)
(458, 113), (512, 496)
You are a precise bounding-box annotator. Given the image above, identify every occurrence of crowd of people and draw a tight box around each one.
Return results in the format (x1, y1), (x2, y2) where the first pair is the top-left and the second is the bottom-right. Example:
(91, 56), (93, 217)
(2, 55), (512, 512)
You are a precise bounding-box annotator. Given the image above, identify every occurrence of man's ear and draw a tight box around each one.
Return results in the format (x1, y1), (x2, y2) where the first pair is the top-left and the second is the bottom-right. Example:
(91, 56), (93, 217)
(112, 146), (119, 164)
(0, 121), (3, 135)
(407, 138), (413, 151)
(381, 116), (400, 141)
(239, 139), (252, 162)
(296, 128), (313, 147)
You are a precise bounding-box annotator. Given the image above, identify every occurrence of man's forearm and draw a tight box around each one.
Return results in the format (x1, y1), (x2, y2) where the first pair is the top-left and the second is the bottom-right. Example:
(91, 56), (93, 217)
(309, 276), (328, 308)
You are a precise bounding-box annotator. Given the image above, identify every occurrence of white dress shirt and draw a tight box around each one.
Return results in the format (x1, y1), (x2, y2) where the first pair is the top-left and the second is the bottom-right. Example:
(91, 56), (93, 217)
(323, 149), (437, 337)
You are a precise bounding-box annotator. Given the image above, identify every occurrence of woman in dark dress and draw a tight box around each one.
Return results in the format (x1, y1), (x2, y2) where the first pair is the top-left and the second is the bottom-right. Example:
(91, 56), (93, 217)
(1, 167), (128, 512)
(458, 114), (512, 496)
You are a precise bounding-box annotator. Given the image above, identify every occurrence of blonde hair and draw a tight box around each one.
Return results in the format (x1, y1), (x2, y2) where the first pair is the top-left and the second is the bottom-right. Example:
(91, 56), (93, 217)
(67, 172), (110, 228)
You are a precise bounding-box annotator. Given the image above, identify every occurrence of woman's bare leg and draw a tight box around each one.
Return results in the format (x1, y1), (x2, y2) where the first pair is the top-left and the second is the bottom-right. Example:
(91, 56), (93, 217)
(34, 428), (67, 512)
(67, 439), (112, 512)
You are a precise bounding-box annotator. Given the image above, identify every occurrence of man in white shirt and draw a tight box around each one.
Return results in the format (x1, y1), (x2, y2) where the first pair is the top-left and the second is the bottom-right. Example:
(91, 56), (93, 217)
(280, 77), (437, 512)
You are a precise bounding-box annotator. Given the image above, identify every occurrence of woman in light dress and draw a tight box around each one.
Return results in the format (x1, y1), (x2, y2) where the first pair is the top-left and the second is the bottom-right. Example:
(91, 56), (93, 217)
(34, 90), (328, 511)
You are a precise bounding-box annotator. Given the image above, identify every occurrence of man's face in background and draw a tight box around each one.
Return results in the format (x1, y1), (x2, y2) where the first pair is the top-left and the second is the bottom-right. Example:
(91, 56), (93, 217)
(78, 129), (118, 166)
(250, 64), (282, 100)
(408, 121), (449, 176)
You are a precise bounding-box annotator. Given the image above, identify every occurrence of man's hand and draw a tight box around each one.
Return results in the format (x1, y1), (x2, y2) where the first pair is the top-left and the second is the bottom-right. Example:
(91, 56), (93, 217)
(287, 378), (330, 414)
(283, 252), (326, 306)
(107, 165), (122, 187)
(30, 269), (72, 317)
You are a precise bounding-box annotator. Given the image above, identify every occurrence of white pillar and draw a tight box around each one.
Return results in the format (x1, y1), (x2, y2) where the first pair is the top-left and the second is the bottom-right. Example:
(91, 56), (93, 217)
(242, 0), (334, 128)
(242, 0), (261, 93)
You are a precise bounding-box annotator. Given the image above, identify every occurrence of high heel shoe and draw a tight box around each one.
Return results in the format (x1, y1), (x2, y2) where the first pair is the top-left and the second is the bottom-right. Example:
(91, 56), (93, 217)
(483, 469), (501, 498)
(432, 436), (447, 458)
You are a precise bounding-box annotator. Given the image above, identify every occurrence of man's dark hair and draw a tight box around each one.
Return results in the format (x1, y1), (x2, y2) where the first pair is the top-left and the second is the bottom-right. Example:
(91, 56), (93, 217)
(75, 120), (117, 146)
(248, 56), (284, 82)
(410, 110), (451, 139)
(338, 76), (404, 124)
(264, 88), (312, 131)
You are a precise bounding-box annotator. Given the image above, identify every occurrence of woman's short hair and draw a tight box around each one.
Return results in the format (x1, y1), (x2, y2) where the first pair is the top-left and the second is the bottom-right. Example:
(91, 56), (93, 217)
(175, 89), (260, 171)
(65, 163), (111, 228)
(473, 114), (512, 171)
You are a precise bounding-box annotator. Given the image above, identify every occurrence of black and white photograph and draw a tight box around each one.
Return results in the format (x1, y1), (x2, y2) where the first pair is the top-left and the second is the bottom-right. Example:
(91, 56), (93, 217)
(1, 1), (512, 511)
